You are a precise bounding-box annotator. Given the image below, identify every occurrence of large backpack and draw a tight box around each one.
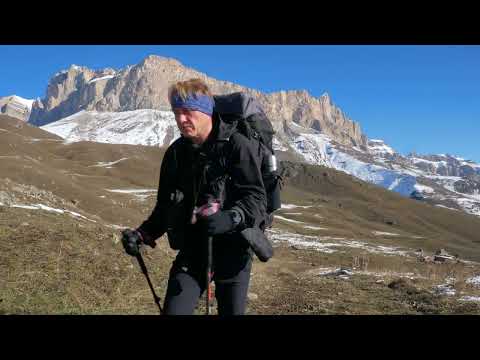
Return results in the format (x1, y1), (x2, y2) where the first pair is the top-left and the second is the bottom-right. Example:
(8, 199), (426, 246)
(214, 92), (282, 225)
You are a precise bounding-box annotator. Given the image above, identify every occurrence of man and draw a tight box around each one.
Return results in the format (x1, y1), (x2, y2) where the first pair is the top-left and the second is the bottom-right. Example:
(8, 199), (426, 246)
(121, 78), (267, 315)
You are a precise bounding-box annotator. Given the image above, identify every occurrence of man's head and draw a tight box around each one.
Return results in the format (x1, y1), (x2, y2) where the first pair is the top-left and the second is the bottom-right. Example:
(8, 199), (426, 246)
(168, 79), (214, 145)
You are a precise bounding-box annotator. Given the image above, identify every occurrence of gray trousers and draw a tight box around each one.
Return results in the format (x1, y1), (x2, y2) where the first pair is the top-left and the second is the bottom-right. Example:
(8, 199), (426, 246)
(163, 253), (252, 315)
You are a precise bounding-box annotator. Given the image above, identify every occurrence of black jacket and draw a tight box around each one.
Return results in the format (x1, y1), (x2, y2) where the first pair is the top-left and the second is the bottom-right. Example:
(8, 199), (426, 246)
(137, 112), (267, 253)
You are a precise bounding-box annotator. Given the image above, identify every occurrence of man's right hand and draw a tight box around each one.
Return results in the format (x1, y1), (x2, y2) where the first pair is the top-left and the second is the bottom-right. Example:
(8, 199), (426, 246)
(121, 229), (143, 256)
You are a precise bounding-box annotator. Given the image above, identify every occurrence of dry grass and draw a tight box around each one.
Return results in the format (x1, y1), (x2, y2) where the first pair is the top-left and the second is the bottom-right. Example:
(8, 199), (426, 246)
(2, 116), (480, 314)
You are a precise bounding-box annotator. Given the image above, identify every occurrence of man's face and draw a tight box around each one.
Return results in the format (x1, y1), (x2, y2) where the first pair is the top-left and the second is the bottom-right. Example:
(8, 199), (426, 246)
(174, 108), (212, 143)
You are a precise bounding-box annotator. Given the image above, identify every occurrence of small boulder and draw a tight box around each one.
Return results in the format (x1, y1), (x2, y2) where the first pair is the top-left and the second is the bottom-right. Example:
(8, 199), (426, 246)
(435, 248), (449, 256)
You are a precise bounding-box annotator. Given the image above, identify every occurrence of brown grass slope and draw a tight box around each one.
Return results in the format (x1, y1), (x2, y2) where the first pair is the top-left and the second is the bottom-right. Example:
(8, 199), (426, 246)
(2, 115), (480, 314)
(279, 162), (480, 261)
(1, 115), (164, 228)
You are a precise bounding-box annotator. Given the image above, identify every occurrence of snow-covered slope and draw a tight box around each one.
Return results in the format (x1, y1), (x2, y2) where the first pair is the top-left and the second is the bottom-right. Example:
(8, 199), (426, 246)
(286, 123), (480, 217)
(41, 109), (180, 147)
(292, 132), (416, 196)
(11, 95), (35, 111)
(0, 95), (35, 121)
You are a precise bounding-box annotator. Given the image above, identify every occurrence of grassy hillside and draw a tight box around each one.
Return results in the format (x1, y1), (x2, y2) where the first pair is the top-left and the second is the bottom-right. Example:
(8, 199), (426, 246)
(2, 115), (480, 314)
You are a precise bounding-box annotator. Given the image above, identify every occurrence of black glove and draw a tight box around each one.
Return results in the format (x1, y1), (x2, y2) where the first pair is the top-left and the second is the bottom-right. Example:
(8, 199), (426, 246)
(121, 228), (156, 256)
(137, 228), (156, 248)
(239, 227), (274, 262)
(121, 229), (142, 256)
(198, 210), (240, 236)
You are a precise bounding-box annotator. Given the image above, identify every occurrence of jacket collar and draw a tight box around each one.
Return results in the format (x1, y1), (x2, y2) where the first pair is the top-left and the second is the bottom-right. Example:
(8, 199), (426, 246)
(179, 111), (237, 151)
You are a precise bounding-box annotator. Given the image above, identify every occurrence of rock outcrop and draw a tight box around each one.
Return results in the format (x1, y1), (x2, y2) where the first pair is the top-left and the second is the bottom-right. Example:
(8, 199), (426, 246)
(408, 153), (480, 177)
(454, 174), (480, 195)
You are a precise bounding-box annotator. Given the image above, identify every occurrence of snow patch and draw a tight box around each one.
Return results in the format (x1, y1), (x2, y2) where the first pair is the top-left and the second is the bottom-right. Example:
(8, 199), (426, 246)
(105, 189), (157, 194)
(304, 226), (328, 230)
(414, 184), (435, 194)
(274, 215), (306, 224)
(372, 231), (399, 236)
(89, 158), (129, 168)
(456, 198), (480, 216)
(435, 204), (459, 211)
(10, 203), (97, 222)
(358, 270), (419, 280)
(106, 224), (126, 230)
(352, 146), (365, 153)
(88, 75), (115, 83)
(281, 203), (314, 209)
(459, 296), (480, 302)
(35, 204), (64, 214)
(466, 275), (480, 286)
(410, 157), (447, 167)
(11, 204), (39, 210)
(267, 229), (410, 257)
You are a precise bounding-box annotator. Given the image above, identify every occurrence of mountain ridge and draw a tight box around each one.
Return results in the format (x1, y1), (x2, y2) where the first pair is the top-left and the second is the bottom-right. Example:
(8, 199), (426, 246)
(27, 55), (366, 148)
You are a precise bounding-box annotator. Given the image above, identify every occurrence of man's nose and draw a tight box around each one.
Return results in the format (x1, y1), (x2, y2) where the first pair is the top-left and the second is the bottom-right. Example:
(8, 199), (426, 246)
(176, 114), (187, 124)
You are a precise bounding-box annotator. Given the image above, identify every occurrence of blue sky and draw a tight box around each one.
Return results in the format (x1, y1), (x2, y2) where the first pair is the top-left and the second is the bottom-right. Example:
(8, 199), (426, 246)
(1, 45), (479, 162)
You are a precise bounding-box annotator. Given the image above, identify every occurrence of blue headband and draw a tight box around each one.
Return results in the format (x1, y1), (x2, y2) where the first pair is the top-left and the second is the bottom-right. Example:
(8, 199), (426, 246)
(171, 93), (214, 116)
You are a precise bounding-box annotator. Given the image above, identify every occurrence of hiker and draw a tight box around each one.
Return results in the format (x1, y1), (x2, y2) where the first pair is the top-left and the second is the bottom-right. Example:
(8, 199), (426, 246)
(121, 78), (273, 315)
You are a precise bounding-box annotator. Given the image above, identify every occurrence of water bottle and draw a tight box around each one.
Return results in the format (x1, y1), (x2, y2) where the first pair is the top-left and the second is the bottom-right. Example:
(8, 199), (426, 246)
(267, 154), (277, 172)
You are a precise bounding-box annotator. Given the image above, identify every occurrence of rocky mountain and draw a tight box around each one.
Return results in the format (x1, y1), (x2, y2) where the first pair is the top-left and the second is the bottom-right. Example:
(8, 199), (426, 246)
(0, 95), (34, 122)
(28, 55), (366, 148)
(17, 54), (480, 217)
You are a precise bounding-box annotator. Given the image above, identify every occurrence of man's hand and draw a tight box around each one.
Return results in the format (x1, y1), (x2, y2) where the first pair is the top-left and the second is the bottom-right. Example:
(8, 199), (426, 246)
(198, 210), (240, 236)
(121, 229), (142, 256)
(121, 228), (156, 256)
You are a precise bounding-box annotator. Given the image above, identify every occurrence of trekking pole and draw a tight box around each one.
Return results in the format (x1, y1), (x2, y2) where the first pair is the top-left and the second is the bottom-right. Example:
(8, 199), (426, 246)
(206, 235), (213, 315)
(136, 253), (163, 315)
(195, 198), (220, 316)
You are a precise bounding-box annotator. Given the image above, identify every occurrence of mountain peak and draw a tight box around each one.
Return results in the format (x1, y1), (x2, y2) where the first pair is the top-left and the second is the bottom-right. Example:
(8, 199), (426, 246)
(319, 92), (334, 106)
(367, 138), (396, 155)
(140, 54), (182, 67)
